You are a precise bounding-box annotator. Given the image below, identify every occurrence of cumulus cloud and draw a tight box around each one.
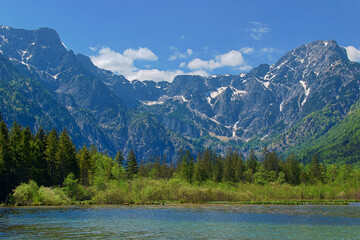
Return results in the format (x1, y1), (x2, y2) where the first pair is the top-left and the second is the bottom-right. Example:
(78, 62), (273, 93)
(123, 47), (158, 61)
(90, 46), (205, 82)
(90, 47), (158, 77)
(247, 22), (270, 40)
(187, 50), (245, 70)
(127, 69), (184, 82)
(169, 48), (193, 61)
(126, 69), (208, 82)
(345, 46), (360, 62)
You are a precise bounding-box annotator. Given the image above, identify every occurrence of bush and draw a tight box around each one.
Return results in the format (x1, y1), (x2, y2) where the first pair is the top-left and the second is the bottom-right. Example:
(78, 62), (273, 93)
(37, 186), (68, 205)
(12, 180), (39, 206)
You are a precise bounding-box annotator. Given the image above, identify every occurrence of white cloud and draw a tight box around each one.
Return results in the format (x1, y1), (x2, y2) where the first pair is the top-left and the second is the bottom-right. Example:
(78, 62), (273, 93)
(247, 22), (270, 40)
(89, 47), (97, 52)
(241, 47), (254, 54)
(127, 69), (208, 82)
(345, 46), (360, 62)
(179, 62), (186, 68)
(188, 50), (245, 70)
(90, 46), (204, 82)
(180, 35), (185, 40)
(169, 48), (194, 61)
(127, 69), (184, 82)
(123, 47), (158, 61)
(91, 47), (135, 75)
(90, 47), (158, 77)
(187, 70), (208, 77)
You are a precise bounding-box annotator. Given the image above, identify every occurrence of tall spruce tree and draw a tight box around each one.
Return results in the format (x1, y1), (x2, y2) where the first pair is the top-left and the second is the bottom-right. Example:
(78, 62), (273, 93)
(78, 145), (92, 186)
(115, 150), (124, 167)
(0, 119), (11, 201)
(31, 127), (49, 185)
(57, 129), (79, 185)
(179, 149), (194, 182)
(126, 150), (138, 179)
(309, 155), (322, 184)
(45, 129), (59, 185)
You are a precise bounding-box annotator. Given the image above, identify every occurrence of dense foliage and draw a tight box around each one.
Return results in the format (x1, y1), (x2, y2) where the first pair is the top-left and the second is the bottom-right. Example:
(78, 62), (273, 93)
(1, 119), (359, 205)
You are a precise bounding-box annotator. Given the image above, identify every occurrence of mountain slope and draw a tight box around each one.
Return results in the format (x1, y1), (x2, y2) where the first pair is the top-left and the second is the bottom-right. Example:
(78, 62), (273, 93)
(0, 52), (87, 145)
(1, 25), (360, 163)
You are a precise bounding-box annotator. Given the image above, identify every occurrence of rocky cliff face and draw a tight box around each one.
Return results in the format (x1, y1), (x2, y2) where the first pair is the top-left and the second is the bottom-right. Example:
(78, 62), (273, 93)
(1, 25), (359, 162)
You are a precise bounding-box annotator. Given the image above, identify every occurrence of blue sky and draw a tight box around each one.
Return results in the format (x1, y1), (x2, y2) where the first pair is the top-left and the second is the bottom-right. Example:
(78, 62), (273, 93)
(1, 0), (360, 82)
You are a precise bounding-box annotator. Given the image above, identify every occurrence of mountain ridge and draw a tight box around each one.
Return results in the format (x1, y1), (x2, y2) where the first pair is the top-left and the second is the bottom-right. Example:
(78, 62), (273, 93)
(1, 25), (360, 163)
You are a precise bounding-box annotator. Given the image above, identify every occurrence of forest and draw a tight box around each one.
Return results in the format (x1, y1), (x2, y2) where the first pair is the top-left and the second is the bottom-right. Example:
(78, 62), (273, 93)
(0, 116), (359, 205)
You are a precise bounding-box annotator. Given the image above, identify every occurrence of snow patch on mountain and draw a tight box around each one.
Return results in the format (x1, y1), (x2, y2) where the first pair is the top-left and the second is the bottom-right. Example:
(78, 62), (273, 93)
(210, 87), (227, 98)
(299, 80), (310, 106)
(0, 35), (9, 44)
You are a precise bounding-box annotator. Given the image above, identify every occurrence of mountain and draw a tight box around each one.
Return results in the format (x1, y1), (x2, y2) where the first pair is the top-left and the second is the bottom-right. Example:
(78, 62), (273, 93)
(1, 25), (360, 163)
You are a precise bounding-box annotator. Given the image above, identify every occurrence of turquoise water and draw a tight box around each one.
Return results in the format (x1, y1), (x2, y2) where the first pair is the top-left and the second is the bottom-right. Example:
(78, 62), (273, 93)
(1, 204), (360, 239)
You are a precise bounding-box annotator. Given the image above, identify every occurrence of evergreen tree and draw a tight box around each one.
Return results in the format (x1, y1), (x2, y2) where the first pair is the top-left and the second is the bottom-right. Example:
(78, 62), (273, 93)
(283, 153), (301, 185)
(213, 155), (223, 182)
(223, 148), (235, 182)
(78, 145), (92, 186)
(246, 149), (258, 173)
(126, 150), (138, 179)
(9, 122), (23, 187)
(56, 129), (79, 185)
(115, 150), (124, 167)
(309, 155), (322, 184)
(234, 152), (246, 182)
(0, 120), (11, 201)
(263, 150), (281, 174)
(179, 149), (194, 182)
(18, 127), (33, 183)
(45, 129), (59, 185)
(31, 127), (49, 186)
(202, 148), (213, 180)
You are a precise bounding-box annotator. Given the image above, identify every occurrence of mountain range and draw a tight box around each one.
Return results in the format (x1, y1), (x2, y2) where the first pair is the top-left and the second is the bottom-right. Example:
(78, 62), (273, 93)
(1, 25), (359, 164)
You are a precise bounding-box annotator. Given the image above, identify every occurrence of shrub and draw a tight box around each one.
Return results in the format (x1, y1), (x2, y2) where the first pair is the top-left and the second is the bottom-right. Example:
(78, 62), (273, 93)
(12, 180), (39, 206)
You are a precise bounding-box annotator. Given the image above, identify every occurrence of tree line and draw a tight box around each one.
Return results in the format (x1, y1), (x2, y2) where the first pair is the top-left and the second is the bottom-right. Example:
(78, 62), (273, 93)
(1, 117), (359, 203)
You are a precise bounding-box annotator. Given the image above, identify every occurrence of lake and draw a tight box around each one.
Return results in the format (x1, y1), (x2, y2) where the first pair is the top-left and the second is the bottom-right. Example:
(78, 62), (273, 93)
(1, 203), (359, 239)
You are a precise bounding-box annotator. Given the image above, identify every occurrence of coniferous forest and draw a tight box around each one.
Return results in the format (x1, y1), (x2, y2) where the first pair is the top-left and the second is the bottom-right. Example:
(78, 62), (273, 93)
(1, 117), (359, 206)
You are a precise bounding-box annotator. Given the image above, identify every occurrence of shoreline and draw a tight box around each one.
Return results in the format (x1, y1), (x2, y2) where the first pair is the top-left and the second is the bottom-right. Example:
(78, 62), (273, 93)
(2, 199), (359, 208)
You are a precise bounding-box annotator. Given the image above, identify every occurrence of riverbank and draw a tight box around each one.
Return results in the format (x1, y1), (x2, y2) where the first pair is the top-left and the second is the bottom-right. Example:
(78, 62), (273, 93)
(7, 177), (360, 206)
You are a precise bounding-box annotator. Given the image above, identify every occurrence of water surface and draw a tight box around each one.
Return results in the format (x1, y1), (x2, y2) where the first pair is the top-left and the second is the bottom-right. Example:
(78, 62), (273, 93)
(1, 203), (359, 239)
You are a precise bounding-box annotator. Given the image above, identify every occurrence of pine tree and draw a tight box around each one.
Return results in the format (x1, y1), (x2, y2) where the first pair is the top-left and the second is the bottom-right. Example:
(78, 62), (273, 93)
(234, 153), (246, 182)
(0, 120), (11, 201)
(45, 129), (59, 185)
(9, 122), (23, 187)
(56, 129), (79, 185)
(78, 145), (92, 186)
(223, 148), (235, 182)
(126, 150), (138, 179)
(213, 155), (223, 182)
(31, 127), (49, 185)
(283, 153), (301, 185)
(115, 150), (124, 167)
(309, 155), (322, 184)
(179, 149), (194, 182)
(246, 149), (258, 173)
(18, 126), (33, 183)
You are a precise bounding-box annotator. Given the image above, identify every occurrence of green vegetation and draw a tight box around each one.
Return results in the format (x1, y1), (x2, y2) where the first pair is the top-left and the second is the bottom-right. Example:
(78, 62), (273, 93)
(1, 118), (359, 206)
